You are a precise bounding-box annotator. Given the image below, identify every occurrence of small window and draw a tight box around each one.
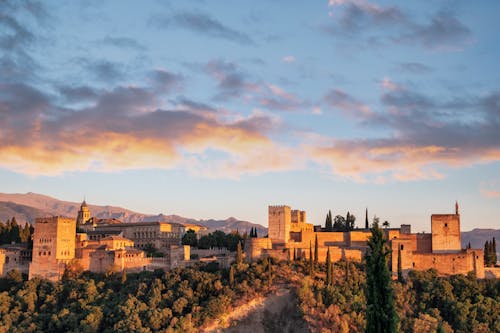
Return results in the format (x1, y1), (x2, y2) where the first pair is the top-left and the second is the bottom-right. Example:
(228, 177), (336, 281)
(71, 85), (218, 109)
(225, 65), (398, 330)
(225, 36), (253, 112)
(444, 223), (448, 227)
(412, 262), (415, 268)
(400, 245), (404, 250)
(5, 256), (9, 264)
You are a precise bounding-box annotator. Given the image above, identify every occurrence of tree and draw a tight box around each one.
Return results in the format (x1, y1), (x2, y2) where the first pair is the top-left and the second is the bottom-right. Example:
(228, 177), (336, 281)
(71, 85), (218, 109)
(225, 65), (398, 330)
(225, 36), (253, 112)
(326, 247), (332, 286)
(493, 237), (497, 265)
(365, 208), (369, 229)
(333, 215), (346, 230)
(121, 269), (127, 284)
(182, 229), (198, 247)
(236, 241), (243, 265)
(229, 265), (235, 287)
(397, 246), (403, 283)
(383, 221), (390, 229)
(309, 241), (314, 276)
(325, 210), (333, 231)
(365, 222), (398, 333)
(346, 212), (356, 230)
(314, 234), (319, 265)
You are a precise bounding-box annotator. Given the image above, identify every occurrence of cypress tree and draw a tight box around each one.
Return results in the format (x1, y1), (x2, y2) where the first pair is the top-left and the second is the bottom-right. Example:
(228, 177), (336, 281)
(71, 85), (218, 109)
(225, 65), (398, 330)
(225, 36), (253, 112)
(268, 259), (273, 287)
(365, 222), (398, 333)
(397, 246), (403, 283)
(309, 241), (314, 276)
(236, 241), (243, 265)
(229, 265), (235, 287)
(314, 234), (319, 265)
(326, 247), (331, 286)
(325, 210), (333, 231)
(293, 248), (297, 261)
(493, 237), (497, 265)
(365, 208), (369, 229)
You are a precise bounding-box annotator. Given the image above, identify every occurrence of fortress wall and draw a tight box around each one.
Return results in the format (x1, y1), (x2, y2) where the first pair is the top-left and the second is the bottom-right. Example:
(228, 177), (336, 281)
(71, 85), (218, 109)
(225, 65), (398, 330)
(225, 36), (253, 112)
(405, 250), (484, 278)
(245, 238), (272, 261)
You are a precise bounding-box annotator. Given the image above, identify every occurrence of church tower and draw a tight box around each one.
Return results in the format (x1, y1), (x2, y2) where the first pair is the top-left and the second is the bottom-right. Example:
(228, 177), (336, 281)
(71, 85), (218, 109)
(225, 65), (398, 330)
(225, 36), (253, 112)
(76, 200), (91, 227)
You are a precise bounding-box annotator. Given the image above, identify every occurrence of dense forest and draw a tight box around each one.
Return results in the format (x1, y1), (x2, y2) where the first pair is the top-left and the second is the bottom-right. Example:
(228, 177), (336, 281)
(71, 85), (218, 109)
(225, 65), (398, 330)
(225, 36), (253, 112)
(297, 260), (499, 333)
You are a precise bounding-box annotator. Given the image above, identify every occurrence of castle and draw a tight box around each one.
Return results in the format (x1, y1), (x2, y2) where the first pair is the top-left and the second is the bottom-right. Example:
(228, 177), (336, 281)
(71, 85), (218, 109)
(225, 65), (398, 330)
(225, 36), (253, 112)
(246, 203), (485, 278)
(27, 201), (194, 281)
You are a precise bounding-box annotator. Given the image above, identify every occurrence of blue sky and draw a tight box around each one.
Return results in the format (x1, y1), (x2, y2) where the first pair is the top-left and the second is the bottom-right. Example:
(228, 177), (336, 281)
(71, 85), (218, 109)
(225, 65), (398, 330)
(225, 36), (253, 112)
(1, 0), (499, 231)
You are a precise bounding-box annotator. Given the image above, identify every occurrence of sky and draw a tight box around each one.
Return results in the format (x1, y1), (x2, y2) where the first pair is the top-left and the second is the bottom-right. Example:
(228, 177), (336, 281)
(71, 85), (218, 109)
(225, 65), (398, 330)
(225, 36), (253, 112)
(1, 0), (499, 232)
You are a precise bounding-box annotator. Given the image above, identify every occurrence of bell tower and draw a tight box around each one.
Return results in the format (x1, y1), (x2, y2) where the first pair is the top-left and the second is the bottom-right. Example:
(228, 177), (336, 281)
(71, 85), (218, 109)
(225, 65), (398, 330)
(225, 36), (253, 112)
(76, 200), (91, 226)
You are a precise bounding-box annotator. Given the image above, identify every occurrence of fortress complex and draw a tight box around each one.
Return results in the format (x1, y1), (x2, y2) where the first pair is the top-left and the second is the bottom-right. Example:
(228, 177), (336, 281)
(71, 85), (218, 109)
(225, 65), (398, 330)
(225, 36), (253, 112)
(27, 200), (199, 281)
(247, 203), (485, 278)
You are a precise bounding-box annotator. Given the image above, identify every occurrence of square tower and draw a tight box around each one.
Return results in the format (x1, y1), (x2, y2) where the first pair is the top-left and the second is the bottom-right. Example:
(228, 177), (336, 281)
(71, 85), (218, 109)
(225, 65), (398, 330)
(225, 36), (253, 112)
(268, 205), (291, 244)
(29, 216), (76, 281)
(431, 214), (461, 253)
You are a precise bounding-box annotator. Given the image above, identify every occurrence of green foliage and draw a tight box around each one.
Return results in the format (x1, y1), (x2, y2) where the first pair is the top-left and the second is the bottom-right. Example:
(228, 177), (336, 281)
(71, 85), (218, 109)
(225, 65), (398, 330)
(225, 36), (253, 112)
(365, 222), (398, 333)
(142, 243), (164, 257)
(314, 235), (319, 265)
(0, 218), (33, 245)
(484, 238), (497, 266)
(0, 259), (276, 332)
(181, 229), (198, 247)
(197, 230), (242, 251)
(236, 241), (243, 265)
(325, 210), (333, 232)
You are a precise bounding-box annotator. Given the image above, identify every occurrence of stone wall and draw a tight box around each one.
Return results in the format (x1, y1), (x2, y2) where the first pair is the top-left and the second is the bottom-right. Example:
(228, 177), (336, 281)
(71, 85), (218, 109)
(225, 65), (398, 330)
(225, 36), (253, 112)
(268, 206), (291, 244)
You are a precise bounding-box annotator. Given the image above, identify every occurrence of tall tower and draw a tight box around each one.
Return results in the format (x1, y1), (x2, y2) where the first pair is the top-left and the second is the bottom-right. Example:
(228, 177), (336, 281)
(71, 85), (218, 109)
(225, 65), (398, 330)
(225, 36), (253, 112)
(268, 205), (291, 244)
(29, 216), (76, 281)
(431, 203), (461, 253)
(76, 200), (91, 226)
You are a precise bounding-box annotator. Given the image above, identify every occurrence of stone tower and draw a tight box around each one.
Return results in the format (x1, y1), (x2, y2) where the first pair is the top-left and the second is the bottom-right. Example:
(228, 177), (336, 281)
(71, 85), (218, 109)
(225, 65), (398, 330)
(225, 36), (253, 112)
(268, 205), (291, 244)
(431, 202), (461, 253)
(76, 200), (91, 226)
(29, 216), (76, 281)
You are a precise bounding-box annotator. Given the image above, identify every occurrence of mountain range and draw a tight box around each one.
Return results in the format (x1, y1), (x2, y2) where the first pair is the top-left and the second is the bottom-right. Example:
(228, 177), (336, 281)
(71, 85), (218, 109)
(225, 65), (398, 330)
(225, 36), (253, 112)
(0, 192), (267, 236)
(0, 193), (497, 251)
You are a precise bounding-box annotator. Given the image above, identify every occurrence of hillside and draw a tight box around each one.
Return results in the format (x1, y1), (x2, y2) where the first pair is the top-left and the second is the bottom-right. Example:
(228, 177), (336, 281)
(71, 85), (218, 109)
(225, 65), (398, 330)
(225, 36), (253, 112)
(0, 192), (267, 235)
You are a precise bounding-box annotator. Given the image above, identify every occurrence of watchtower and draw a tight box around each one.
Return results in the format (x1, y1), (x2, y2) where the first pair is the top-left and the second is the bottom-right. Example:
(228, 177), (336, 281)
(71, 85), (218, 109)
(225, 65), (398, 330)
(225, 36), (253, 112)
(29, 216), (76, 281)
(268, 205), (291, 244)
(431, 202), (461, 253)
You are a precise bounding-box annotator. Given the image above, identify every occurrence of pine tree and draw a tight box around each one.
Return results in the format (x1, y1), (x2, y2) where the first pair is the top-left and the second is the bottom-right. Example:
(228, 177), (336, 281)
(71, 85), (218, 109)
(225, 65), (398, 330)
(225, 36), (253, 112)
(314, 234), (319, 265)
(365, 208), (369, 229)
(366, 222), (398, 333)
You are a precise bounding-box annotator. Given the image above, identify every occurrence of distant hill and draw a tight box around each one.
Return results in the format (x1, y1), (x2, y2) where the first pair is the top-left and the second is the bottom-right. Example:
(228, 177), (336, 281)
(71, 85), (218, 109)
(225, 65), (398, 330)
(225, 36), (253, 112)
(0, 192), (267, 236)
(461, 228), (500, 254)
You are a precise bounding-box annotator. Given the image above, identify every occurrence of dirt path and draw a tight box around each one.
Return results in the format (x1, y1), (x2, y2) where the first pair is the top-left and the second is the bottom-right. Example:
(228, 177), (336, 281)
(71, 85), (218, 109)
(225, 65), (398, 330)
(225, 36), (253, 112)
(203, 287), (309, 333)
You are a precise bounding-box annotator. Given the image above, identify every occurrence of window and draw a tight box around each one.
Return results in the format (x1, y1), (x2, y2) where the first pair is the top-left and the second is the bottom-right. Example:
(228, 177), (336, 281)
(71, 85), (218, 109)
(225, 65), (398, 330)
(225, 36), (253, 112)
(5, 256), (9, 264)
(444, 223), (448, 227)
(400, 245), (404, 250)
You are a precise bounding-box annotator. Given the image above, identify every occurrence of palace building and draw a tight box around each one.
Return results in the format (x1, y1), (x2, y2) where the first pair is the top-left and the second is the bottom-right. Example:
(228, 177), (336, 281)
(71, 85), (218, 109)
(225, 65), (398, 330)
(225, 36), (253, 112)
(246, 203), (485, 278)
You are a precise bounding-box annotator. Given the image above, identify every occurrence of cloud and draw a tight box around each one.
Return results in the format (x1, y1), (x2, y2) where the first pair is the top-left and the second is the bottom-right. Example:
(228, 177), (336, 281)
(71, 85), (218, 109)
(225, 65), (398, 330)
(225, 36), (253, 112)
(149, 69), (184, 94)
(310, 83), (500, 182)
(96, 36), (145, 50)
(325, 1), (472, 50)
(151, 11), (254, 45)
(0, 79), (294, 178)
(397, 10), (472, 50)
(258, 84), (305, 112)
(80, 59), (124, 83)
(323, 89), (371, 117)
(205, 59), (259, 101)
(480, 181), (500, 198)
(397, 62), (433, 74)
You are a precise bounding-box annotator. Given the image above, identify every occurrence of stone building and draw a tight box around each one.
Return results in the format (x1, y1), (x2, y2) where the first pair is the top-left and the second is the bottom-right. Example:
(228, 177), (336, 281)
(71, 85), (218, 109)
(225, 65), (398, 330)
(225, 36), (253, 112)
(247, 203), (485, 278)
(29, 216), (76, 281)
(0, 244), (30, 276)
(76, 200), (91, 227)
